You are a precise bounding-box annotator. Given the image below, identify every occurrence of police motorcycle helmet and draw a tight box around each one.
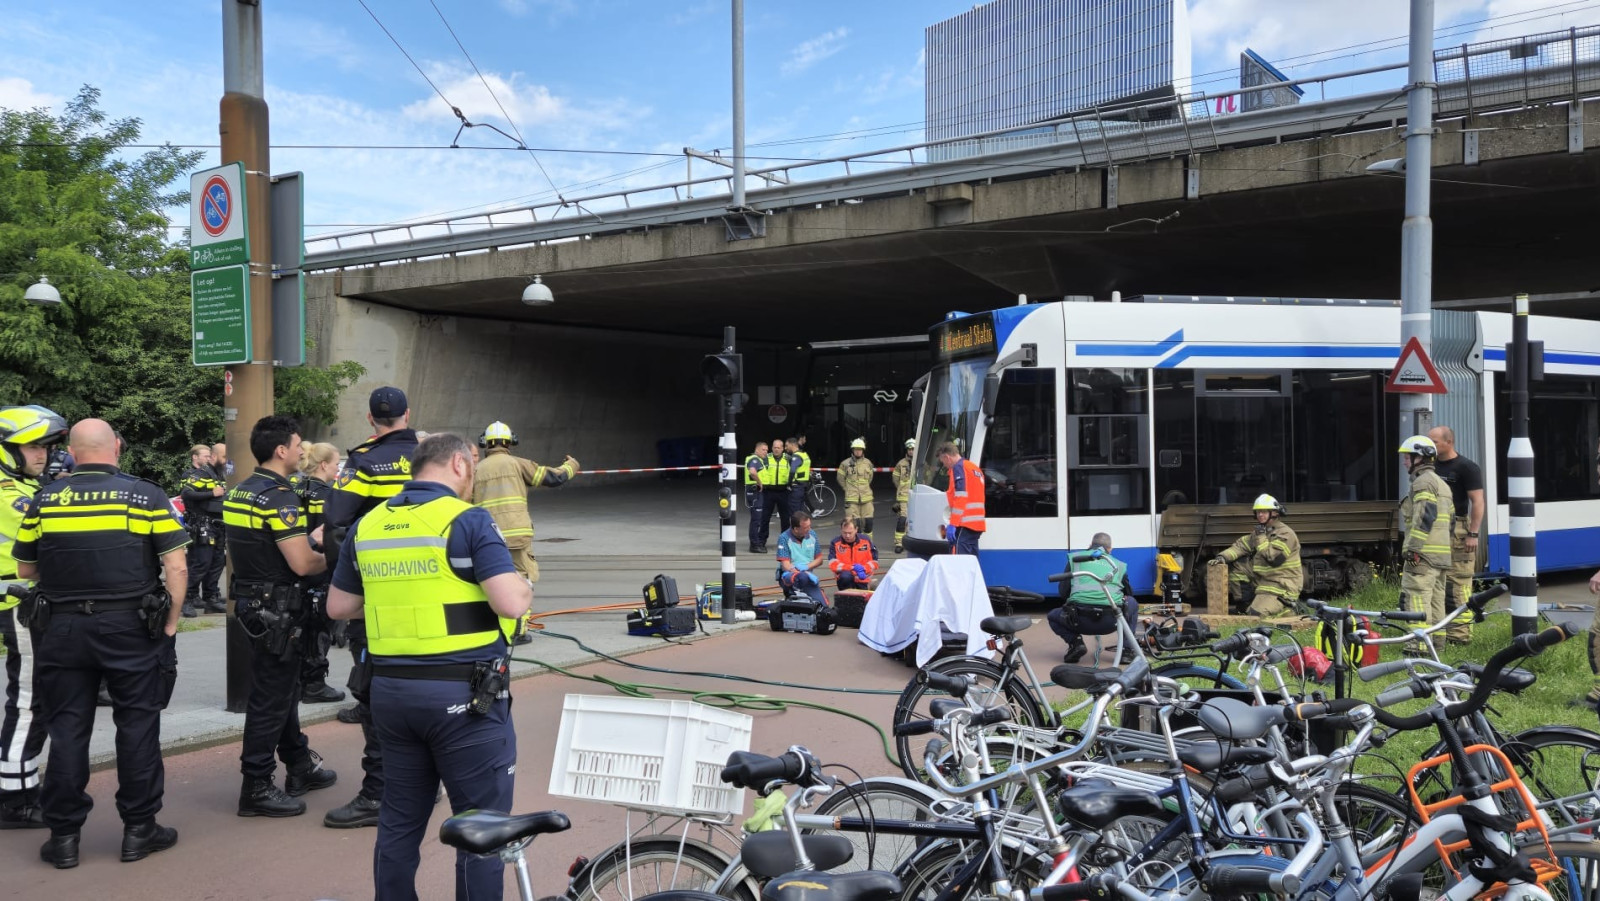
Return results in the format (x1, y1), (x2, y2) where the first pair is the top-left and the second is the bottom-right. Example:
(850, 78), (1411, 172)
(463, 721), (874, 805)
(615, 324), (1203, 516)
(483, 421), (519, 447)
(0, 405), (69, 478)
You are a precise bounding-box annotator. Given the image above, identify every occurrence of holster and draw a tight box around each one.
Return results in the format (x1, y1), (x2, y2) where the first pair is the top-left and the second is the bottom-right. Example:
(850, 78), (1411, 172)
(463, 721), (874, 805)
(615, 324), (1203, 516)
(7, 583), (41, 630)
(346, 647), (373, 702)
(140, 589), (173, 640)
(231, 579), (304, 661)
(188, 516), (212, 545)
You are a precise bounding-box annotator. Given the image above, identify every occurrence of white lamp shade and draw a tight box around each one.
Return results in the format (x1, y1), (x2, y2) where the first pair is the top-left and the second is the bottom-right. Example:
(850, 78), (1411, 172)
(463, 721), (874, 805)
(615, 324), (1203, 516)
(24, 277), (62, 305)
(521, 275), (554, 306)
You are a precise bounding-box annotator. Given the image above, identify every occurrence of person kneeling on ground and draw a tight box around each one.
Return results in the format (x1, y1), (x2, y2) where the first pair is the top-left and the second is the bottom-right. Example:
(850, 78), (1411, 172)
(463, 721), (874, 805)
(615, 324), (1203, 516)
(828, 516), (879, 592)
(776, 511), (827, 605)
(1209, 494), (1303, 618)
(1047, 532), (1138, 664)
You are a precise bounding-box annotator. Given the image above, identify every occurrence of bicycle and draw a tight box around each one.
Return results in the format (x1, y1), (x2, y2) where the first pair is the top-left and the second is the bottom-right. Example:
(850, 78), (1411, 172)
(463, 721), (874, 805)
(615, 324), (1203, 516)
(805, 473), (837, 519)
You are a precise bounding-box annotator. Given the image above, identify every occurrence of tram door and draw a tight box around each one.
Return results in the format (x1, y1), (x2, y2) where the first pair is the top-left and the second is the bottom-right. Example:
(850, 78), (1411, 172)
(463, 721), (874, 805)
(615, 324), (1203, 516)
(1193, 371), (1291, 505)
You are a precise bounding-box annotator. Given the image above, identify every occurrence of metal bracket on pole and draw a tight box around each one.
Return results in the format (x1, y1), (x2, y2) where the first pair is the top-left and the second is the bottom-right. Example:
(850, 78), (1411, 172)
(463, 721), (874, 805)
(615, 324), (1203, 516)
(722, 210), (766, 241)
(687, 147), (790, 186)
(1105, 166), (1119, 209)
(1463, 130), (1480, 165)
(1184, 157), (1200, 200)
(1569, 100), (1585, 153)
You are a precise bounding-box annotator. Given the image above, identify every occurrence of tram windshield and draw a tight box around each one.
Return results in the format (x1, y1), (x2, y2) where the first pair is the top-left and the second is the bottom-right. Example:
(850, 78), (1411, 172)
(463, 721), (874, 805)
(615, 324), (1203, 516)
(912, 358), (986, 489)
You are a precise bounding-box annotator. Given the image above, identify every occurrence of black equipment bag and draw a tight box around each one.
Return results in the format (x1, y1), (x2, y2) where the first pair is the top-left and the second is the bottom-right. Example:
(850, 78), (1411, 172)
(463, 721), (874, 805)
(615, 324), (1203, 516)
(643, 574), (680, 612)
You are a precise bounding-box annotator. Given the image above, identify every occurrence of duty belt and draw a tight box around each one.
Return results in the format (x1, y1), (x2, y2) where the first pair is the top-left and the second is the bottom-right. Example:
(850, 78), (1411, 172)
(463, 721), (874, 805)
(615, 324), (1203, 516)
(372, 663), (478, 682)
(48, 598), (145, 615)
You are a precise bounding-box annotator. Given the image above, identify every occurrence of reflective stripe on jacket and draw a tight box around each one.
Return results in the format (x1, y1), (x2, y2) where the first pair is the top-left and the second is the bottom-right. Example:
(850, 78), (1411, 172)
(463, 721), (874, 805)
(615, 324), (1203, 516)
(471, 448), (576, 543)
(827, 535), (879, 575)
(945, 457), (986, 532)
(1220, 520), (1304, 600)
(836, 456), (875, 503)
(353, 494), (518, 657)
(892, 458), (914, 503)
(1400, 462), (1455, 568)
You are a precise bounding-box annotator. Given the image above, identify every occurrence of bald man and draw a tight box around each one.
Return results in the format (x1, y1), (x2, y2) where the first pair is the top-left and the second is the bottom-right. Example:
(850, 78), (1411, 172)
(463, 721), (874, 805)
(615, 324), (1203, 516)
(1428, 426), (1482, 645)
(12, 419), (189, 868)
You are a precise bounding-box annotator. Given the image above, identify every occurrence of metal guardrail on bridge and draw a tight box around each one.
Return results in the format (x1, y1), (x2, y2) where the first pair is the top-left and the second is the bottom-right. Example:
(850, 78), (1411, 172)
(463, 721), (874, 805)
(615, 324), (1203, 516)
(304, 25), (1600, 272)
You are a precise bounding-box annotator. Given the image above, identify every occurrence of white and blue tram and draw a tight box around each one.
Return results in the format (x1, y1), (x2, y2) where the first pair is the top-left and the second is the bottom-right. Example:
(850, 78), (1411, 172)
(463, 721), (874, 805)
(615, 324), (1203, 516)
(902, 298), (1600, 597)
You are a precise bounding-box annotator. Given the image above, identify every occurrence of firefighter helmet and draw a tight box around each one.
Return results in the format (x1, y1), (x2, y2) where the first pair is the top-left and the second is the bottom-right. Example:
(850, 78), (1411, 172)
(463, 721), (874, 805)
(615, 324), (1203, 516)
(1398, 435), (1438, 458)
(1252, 494), (1284, 515)
(482, 421), (518, 447)
(850, 438), (866, 450)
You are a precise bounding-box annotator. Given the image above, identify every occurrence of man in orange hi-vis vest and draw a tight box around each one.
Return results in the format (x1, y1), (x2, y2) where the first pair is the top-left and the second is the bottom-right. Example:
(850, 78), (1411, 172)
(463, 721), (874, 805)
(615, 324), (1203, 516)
(937, 442), (984, 556)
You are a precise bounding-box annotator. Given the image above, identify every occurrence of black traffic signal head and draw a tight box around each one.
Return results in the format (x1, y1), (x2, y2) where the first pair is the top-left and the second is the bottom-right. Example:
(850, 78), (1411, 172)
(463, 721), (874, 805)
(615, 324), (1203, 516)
(702, 352), (743, 395)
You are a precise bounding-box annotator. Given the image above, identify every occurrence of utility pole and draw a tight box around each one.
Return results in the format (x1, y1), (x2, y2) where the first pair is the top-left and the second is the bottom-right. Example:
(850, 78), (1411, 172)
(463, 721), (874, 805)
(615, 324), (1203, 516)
(1398, 0), (1437, 487)
(221, 0), (275, 712)
(703, 331), (743, 622)
(731, 0), (746, 209)
(1506, 294), (1539, 636)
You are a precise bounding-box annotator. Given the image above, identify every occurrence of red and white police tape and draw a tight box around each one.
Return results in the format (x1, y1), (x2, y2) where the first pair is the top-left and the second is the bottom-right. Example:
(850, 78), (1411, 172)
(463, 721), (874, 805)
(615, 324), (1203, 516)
(577, 464), (897, 474)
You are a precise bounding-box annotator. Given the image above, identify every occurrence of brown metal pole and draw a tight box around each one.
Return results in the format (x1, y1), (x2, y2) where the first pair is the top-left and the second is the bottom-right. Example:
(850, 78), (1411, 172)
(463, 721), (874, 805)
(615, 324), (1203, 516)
(220, 0), (274, 713)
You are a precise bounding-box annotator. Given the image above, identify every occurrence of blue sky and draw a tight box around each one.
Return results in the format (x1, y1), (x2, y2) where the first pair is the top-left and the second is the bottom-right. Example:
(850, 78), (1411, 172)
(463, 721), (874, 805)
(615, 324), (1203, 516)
(1, 0), (1596, 245)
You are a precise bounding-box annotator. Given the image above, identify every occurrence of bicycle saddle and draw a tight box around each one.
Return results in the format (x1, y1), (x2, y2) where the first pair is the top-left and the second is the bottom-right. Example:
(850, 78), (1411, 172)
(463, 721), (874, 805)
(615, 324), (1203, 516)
(1459, 661), (1536, 694)
(1196, 697), (1285, 742)
(742, 830), (855, 879)
(763, 869), (903, 901)
(1177, 741), (1277, 772)
(1055, 778), (1163, 830)
(1049, 663), (1121, 691)
(437, 809), (571, 855)
(980, 615), (1034, 637)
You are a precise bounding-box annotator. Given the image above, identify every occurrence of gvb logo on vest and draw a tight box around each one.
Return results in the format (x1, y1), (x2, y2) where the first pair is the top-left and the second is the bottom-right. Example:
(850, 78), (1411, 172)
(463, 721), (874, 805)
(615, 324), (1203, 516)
(358, 559), (442, 578)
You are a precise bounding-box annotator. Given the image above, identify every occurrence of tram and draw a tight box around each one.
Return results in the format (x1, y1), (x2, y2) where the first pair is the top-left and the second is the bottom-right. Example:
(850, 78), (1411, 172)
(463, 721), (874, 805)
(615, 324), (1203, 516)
(902, 297), (1600, 598)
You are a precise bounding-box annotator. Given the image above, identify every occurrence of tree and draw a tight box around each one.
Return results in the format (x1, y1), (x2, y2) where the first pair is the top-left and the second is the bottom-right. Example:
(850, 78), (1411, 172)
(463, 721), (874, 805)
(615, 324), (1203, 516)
(0, 86), (362, 487)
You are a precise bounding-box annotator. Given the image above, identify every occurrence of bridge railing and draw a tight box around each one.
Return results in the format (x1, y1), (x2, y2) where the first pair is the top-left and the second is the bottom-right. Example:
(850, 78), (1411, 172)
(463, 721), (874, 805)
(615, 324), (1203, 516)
(304, 24), (1600, 271)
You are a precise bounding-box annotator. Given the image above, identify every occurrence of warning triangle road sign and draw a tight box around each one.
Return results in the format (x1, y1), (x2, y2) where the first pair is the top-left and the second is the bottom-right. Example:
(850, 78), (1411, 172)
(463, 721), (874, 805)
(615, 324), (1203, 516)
(1385, 336), (1447, 394)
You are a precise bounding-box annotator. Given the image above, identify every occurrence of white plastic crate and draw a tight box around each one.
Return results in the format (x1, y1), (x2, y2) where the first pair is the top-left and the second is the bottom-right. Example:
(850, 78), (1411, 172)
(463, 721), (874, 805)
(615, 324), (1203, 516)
(548, 695), (753, 817)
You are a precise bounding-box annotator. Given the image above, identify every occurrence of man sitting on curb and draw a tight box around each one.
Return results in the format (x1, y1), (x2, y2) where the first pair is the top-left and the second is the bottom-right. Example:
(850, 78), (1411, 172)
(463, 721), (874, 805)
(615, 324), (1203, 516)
(776, 511), (827, 605)
(828, 516), (879, 592)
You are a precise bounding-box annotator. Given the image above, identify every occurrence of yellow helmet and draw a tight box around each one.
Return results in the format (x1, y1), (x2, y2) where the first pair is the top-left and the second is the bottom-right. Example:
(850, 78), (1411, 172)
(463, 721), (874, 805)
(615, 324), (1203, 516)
(1397, 435), (1437, 458)
(1252, 494), (1284, 514)
(850, 438), (866, 450)
(482, 421), (517, 447)
(0, 405), (68, 477)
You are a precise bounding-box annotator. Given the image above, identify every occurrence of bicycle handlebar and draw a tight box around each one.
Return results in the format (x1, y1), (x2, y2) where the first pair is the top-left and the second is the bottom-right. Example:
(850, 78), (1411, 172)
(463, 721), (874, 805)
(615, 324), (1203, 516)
(893, 706), (1011, 737)
(918, 670), (973, 696)
(720, 748), (821, 791)
(1203, 865), (1301, 897)
(1032, 873), (1120, 901)
(1369, 625), (1572, 731)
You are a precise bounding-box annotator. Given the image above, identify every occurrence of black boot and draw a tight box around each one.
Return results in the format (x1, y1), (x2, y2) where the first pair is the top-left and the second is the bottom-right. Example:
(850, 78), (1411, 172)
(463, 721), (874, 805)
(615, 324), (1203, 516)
(301, 681), (346, 703)
(1063, 641), (1087, 663)
(121, 821), (178, 862)
(181, 602), (198, 618)
(323, 792), (380, 829)
(203, 597), (228, 614)
(238, 776), (306, 818)
(40, 833), (79, 869)
(335, 702), (365, 724)
(0, 796), (45, 830)
(285, 752), (338, 797)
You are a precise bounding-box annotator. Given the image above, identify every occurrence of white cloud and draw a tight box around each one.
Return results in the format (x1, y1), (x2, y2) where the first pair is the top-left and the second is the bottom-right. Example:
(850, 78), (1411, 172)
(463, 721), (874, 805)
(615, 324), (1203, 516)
(498, 0), (576, 19)
(0, 76), (64, 112)
(782, 27), (850, 76)
(398, 63), (647, 146)
(1188, 0), (1481, 72)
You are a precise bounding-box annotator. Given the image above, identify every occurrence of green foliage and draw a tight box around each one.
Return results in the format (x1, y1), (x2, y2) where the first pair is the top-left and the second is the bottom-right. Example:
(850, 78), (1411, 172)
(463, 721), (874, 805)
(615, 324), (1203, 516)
(276, 337), (365, 430)
(0, 86), (361, 489)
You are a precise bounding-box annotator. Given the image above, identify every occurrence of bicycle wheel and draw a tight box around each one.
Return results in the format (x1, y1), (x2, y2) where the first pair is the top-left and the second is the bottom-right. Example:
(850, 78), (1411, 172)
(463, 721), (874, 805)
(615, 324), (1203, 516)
(1535, 841), (1600, 901)
(808, 485), (837, 519)
(891, 658), (1048, 782)
(1151, 663), (1246, 691)
(570, 838), (757, 901)
(1500, 726), (1600, 830)
(807, 778), (950, 874)
(894, 835), (1051, 901)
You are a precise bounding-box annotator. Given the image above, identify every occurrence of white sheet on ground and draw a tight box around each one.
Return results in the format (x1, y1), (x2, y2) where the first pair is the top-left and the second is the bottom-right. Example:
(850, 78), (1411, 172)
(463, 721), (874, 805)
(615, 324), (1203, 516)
(857, 556), (995, 667)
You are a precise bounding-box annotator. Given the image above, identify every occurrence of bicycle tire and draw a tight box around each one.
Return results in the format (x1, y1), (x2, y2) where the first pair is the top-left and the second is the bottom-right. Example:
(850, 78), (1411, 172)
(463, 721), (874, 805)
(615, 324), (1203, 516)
(891, 657), (1048, 782)
(806, 778), (949, 875)
(807, 485), (837, 519)
(893, 834), (1051, 901)
(570, 838), (757, 901)
(1532, 841), (1600, 901)
(1150, 663), (1247, 691)
(1499, 726), (1600, 831)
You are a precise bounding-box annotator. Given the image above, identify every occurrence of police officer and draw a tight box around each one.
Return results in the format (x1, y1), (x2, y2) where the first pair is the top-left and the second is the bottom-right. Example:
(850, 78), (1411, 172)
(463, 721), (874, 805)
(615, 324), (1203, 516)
(320, 386), (418, 828)
(1209, 495), (1303, 618)
(1397, 435), (1458, 647)
(763, 438), (794, 548)
(294, 442), (347, 704)
(198, 442), (230, 602)
(12, 419), (186, 868)
(1428, 426), (1482, 646)
(744, 441), (769, 554)
(891, 439), (916, 553)
(837, 438), (876, 536)
(178, 444), (226, 617)
(327, 433), (532, 900)
(0, 405), (68, 829)
(225, 415), (340, 819)
(787, 438), (812, 518)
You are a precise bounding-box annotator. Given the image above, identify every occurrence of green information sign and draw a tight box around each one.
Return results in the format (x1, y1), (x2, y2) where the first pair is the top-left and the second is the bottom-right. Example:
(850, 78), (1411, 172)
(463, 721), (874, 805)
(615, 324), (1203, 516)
(191, 265), (251, 366)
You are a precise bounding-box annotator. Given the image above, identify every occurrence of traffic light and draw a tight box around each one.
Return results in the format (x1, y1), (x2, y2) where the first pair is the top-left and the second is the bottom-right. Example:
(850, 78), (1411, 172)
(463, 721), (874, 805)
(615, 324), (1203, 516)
(701, 352), (743, 395)
(718, 485), (735, 523)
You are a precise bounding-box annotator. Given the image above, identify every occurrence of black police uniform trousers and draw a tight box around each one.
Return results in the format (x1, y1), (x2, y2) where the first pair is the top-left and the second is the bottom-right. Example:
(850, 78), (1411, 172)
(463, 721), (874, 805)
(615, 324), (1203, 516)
(35, 606), (166, 835)
(0, 607), (47, 807)
(183, 516), (226, 605)
(299, 584), (334, 688)
(762, 486), (793, 546)
(371, 675), (515, 901)
(240, 629), (311, 780)
(344, 619), (385, 800)
(745, 486), (766, 548)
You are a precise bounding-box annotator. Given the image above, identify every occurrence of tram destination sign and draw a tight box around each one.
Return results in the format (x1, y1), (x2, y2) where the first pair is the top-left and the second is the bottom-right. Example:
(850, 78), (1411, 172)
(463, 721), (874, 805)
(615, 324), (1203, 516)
(931, 313), (997, 363)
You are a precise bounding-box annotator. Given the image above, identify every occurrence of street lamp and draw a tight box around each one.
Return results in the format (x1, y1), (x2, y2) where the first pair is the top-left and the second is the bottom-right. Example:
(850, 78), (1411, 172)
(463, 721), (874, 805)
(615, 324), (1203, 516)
(521, 275), (554, 306)
(23, 277), (61, 306)
(1364, 158), (1405, 174)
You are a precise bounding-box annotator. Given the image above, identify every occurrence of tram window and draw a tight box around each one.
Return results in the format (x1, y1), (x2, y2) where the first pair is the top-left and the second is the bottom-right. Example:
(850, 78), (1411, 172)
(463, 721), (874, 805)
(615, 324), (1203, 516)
(983, 368), (1057, 519)
(1067, 368), (1149, 516)
(1069, 368), (1146, 414)
(1154, 371), (1196, 510)
(1493, 372), (1600, 502)
(1292, 371), (1386, 502)
(1197, 371), (1291, 396)
(1069, 471), (1147, 515)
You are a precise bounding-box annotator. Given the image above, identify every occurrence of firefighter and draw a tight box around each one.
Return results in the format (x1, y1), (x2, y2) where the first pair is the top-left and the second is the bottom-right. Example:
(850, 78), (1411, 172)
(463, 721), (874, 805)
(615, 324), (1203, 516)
(1209, 494), (1303, 618)
(1397, 435), (1458, 649)
(471, 421), (578, 587)
(837, 438), (876, 536)
(827, 516), (879, 591)
(891, 439), (916, 553)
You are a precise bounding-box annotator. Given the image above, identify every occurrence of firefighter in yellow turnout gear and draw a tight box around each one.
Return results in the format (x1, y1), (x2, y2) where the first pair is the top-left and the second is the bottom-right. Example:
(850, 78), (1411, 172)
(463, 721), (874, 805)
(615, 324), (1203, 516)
(890, 439), (916, 554)
(1397, 435), (1459, 644)
(1210, 494), (1302, 618)
(837, 438), (876, 537)
(469, 421), (578, 642)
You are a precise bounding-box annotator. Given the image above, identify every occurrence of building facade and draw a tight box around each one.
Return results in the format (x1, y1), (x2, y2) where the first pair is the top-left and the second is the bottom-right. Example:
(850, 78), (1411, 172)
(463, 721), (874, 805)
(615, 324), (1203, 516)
(925, 0), (1193, 144)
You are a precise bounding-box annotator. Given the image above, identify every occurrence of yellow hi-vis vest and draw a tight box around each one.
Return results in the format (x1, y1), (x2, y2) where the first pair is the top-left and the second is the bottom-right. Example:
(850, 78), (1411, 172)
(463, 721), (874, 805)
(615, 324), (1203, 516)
(351, 494), (517, 657)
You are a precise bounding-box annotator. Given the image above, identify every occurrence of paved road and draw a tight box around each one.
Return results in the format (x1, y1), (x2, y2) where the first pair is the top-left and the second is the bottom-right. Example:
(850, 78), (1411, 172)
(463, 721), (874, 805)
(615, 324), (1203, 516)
(2, 626), (923, 900)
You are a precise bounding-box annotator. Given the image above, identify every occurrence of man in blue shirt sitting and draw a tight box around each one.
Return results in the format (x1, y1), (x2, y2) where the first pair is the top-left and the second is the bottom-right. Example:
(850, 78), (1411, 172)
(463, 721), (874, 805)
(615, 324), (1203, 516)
(775, 511), (827, 605)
